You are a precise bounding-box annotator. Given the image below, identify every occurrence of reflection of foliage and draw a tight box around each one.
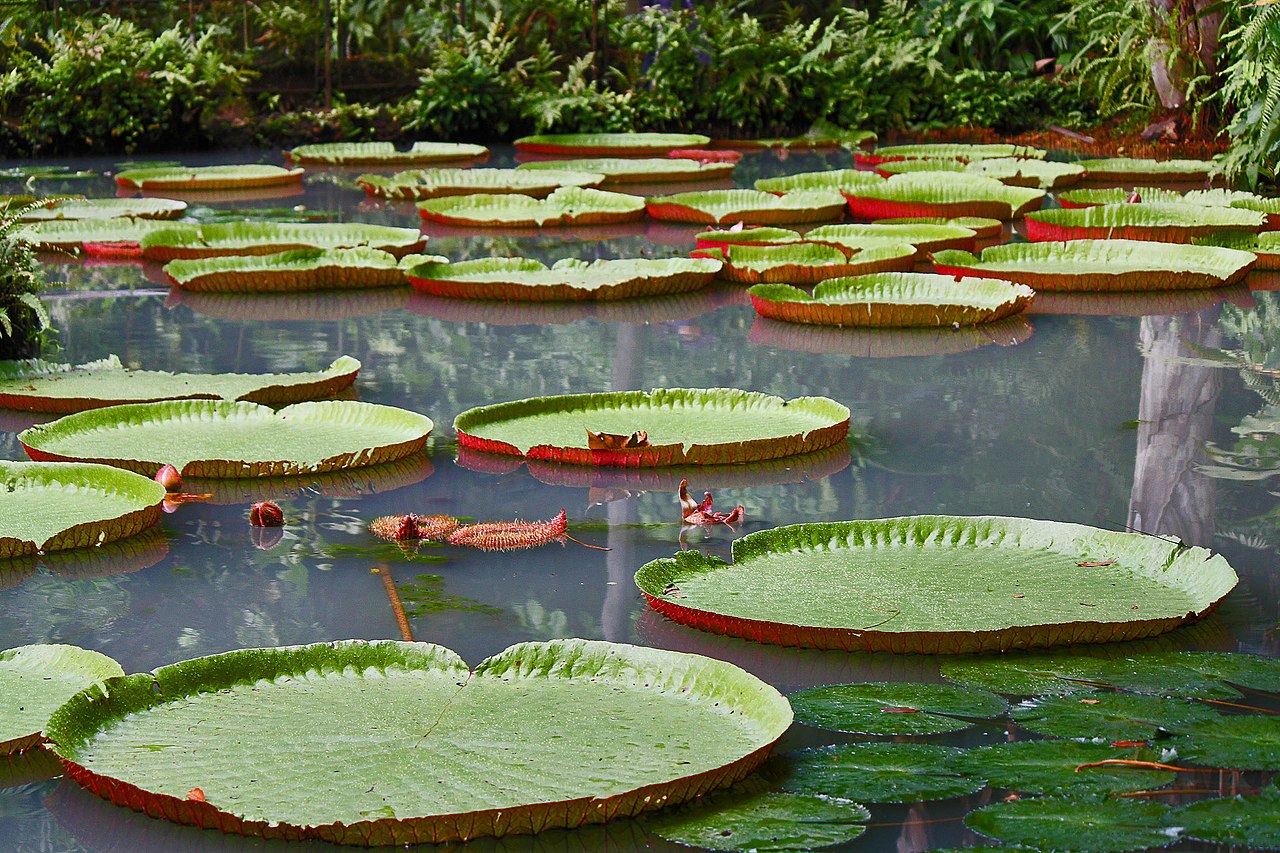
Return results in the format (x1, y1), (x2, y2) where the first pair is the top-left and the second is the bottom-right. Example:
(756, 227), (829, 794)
(398, 574), (502, 619)
(512, 598), (601, 640)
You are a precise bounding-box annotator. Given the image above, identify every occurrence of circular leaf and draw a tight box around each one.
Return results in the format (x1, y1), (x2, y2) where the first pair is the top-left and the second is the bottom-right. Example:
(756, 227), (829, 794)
(287, 141), (488, 165)
(513, 132), (711, 156)
(777, 743), (983, 802)
(47, 639), (791, 845)
(941, 652), (1101, 696)
(965, 797), (1175, 852)
(645, 789), (868, 851)
(1172, 651), (1280, 693)
(115, 164), (304, 191)
(1169, 716), (1280, 770)
(1175, 787), (1280, 848)
(789, 682), (1007, 735)
(946, 740), (1175, 796)
(1011, 694), (1218, 741)
(1, 644), (124, 756)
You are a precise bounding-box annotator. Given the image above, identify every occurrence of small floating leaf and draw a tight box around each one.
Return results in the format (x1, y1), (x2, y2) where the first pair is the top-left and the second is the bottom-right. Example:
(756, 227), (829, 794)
(1168, 715), (1280, 770)
(965, 797), (1174, 852)
(645, 788), (868, 851)
(777, 743), (982, 803)
(789, 682), (1007, 735)
(1011, 693), (1218, 741)
(946, 740), (1175, 796)
(1174, 787), (1280, 849)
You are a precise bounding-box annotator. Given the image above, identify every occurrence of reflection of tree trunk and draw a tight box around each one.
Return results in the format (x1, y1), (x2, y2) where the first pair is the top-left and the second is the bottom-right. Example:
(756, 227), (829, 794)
(1128, 309), (1221, 547)
(602, 499), (637, 643)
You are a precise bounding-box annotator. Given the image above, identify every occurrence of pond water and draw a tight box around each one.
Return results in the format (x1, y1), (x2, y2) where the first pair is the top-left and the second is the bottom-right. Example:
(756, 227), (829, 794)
(1, 146), (1277, 851)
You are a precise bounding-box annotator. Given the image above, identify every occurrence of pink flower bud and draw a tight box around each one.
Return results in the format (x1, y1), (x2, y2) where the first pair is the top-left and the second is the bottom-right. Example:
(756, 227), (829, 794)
(154, 464), (182, 493)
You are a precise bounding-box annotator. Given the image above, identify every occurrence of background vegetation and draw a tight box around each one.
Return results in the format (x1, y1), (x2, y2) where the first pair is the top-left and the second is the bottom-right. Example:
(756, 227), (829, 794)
(0, 0), (1274, 183)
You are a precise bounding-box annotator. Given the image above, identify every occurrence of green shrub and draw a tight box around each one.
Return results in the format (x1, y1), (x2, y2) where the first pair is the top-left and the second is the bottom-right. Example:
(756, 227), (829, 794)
(0, 204), (50, 359)
(1218, 4), (1280, 187)
(919, 69), (1094, 133)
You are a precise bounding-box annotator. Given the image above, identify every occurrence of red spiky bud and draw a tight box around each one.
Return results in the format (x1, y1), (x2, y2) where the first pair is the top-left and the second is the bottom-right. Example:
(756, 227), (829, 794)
(448, 510), (568, 551)
(249, 501), (284, 527)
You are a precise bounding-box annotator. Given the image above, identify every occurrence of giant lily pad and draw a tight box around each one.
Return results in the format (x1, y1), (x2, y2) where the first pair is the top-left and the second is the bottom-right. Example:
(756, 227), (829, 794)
(46, 639), (790, 845)
(776, 743), (982, 803)
(876, 215), (1004, 239)
(633, 516), (1238, 654)
(285, 141), (488, 165)
(856, 143), (1046, 166)
(965, 797), (1174, 852)
(514, 132), (711, 156)
(405, 257), (721, 302)
(1, 644), (124, 756)
(0, 461), (166, 558)
(163, 248), (426, 292)
(418, 187), (645, 228)
(1010, 693), (1218, 741)
(965, 157), (1085, 189)
(140, 222), (426, 262)
(16, 218), (182, 257)
(708, 241), (916, 285)
(807, 222), (979, 255)
(947, 741), (1176, 796)
(1059, 187), (1280, 221)
(788, 682), (1007, 735)
(1199, 231), (1280, 269)
(17, 198), (187, 222)
(645, 786), (868, 852)
(0, 355), (360, 413)
(645, 189), (846, 225)
(454, 388), (850, 467)
(1025, 203), (1266, 243)
(874, 159), (967, 177)
(518, 157), (734, 183)
(715, 122), (876, 150)
(753, 170), (885, 194)
(842, 174), (1045, 220)
(695, 227), (803, 252)
(115, 165), (305, 191)
(1174, 788), (1280, 849)
(357, 168), (603, 200)
(1077, 157), (1215, 182)
(932, 239), (1256, 291)
(20, 400), (432, 478)
(749, 273), (1033, 328)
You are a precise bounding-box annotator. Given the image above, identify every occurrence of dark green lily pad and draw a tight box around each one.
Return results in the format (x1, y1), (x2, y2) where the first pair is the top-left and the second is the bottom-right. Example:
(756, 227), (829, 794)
(941, 652), (1103, 696)
(777, 743), (982, 803)
(1010, 693), (1218, 741)
(645, 788), (868, 851)
(1168, 715), (1280, 769)
(1, 644), (124, 756)
(1174, 787), (1280, 848)
(946, 740), (1175, 796)
(1171, 650), (1280, 693)
(789, 681), (1007, 735)
(965, 797), (1174, 852)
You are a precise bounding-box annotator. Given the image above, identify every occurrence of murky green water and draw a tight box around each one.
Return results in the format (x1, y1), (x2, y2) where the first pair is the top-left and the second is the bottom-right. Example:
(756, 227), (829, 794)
(1, 147), (1276, 851)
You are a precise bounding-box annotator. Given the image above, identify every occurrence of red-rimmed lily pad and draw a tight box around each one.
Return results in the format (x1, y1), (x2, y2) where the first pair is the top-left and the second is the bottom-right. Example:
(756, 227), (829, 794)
(705, 241), (917, 284)
(965, 157), (1086, 189)
(514, 132), (711, 156)
(753, 170), (885, 195)
(20, 399), (432, 478)
(356, 168), (603, 200)
(1199, 231), (1280, 270)
(748, 272), (1034, 328)
(16, 218), (183, 258)
(115, 165), (304, 191)
(1077, 157), (1216, 182)
(843, 173), (1045, 220)
(0, 461), (166, 558)
(645, 189), (846, 225)
(454, 388), (850, 467)
(694, 227), (802, 252)
(856, 143), (1045, 166)
(285, 141), (488, 165)
(932, 239), (1256, 291)
(1, 644), (124, 756)
(163, 248), (428, 292)
(788, 682), (1007, 735)
(17, 198), (187, 222)
(876, 215), (1004, 239)
(1025, 203), (1266, 243)
(633, 516), (1239, 654)
(807, 222), (979, 255)
(45, 638), (791, 845)
(0, 354), (360, 413)
(405, 257), (721, 302)
(418, 187), (645, 228)
(518, 157), (734, 183)
(140, 222), (426, 261)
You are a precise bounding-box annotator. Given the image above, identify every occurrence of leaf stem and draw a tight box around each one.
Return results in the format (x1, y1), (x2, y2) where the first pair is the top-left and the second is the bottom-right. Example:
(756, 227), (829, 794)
(373, 564), (414, 642)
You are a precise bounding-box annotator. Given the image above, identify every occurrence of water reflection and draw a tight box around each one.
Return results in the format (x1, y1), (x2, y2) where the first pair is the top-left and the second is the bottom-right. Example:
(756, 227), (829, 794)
(167, 287), (411, 321)
(749, 314), (1034, 358)
(1026, 284), (1251, 317)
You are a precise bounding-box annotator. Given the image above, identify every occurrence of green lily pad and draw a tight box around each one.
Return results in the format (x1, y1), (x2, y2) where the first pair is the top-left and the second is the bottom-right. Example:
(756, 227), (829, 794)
(1025, 203), (1265, 243)
(514, 132), (711, 156)
(807, 222), (978, 254)
(947, 740), (1176, 796)
(357, 168), (603, 200)
(1174, 787), (1280, 848)
(634, 516), (1238, 654)
(858, 144), (1046, 165)
(47, 639), (790, 845)
(0, 461), (166, 558)
(454, 388), (850, 467)
(163, 248), (425, 293)
(645, 788), (868, 851)
(1, 644), (124, 756)
(17, 198), (187, 222)
(16, 218), (182, 257)
(19, 399), (432, 478)
(1170, 650), (1280, 693)
(966, 157), (1086, 189)
(711, 241), (916, 285)
(1011, 693), (1219, 741)
(0, 354), (360, 412)
(753, 170), (885, 194)
(932, 239), (1256, 292)
(716, 123), (876, 150)
(965, 797), (1175, 852)
(941, 652), (1104, 696)
(405, 257), (721, 302)
(777, 743), (983, 803)
(1198, 230), (1280, 270)
(1059, 187), (1280, 216)
(788, 682), (1007, 735)
(842, 173), (1046, 220)
(418, 187), (645, 228)
(876, 215), (1004, 239)
(646, 189), (846, 225)
(518, 157), (734, 183)
(286, 141), (488, 165)
(874, 159), (968, 176)
(1168, 715), (1280, 769)
(140, 222), (426, 262)
(115, 164), (304, 190)
(695, 227), (803, 251)
(1077, 157), (1215, 182)
(749, 273), (1034, 328)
